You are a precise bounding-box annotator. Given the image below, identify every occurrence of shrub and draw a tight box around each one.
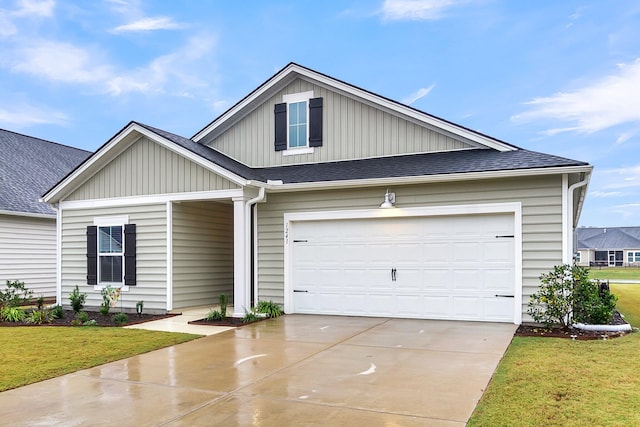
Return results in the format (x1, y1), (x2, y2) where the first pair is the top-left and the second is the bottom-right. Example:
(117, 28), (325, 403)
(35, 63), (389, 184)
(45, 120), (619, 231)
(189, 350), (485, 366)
(112, 312), (128, 325)
(99, 304), (110, 316)
(51, 305), (64, 319)
(0, 306), (26, 322)
(256, 300), (283, 318)
(206, 309), (224, 321)
(69, 286), (87, 313)
(219, 294), (228, 318)
(0, 280), (32, 309)
(242, 310), (259, 324)
(27, 309), (53, 324)
(528, 264), (618, 328)
(75, 311), (89, 324)
(36, 295), (45, 311)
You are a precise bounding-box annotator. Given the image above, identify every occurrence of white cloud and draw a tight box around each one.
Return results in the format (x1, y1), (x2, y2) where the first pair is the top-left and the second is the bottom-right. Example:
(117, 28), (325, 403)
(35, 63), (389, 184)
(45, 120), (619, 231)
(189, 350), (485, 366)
(9, 40), (112, 83)
(381, 0), (472, 21)
(111, 16), (185, 33)
(0, 103), (68, 127)
(512, 58), (640, 135)
(590, 191), (623, 198)
(402, 84), (435, 105)
(13, 0), (55, 17)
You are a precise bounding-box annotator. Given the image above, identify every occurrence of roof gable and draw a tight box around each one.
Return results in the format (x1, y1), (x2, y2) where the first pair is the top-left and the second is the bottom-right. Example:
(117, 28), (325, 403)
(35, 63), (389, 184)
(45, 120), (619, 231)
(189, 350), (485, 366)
(0, 129), (89, 216)
(192, 63), (518, 154)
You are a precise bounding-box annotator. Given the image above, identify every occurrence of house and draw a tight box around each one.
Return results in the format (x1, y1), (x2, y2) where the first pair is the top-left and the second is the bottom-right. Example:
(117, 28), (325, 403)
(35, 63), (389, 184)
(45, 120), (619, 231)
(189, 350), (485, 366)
(42, 63), (592, 324)
(576, 227), (640, 267)
(0, 129), (90, 297)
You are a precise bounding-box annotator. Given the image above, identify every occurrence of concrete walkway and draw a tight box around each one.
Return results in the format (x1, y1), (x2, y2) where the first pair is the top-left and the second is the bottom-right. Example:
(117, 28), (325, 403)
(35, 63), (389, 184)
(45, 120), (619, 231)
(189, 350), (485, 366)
(1, 315), (516, 426)
(124, 306), (234, 336)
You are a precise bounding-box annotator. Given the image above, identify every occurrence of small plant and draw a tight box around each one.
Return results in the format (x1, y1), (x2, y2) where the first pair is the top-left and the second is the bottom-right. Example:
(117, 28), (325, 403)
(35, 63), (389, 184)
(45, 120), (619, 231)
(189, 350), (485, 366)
(219, 294), (228, 318)
(136, 300), (144, 316)
(99, 304), (110, 316)
(83, 319), (97, 326)
(256, 300), (283, 318)
(69, 285), (87, 313)
(0, 306), (26, 322)
(36, 295), (45, 310)
(0, 280), (32, 309)
(75, 311), (89, 323)
(112, 312), (129, 325)
(242, 310), (259, 324)
(51, 305), (64, 319)
(206, 309), (224, 321)
(27, 309), (53, 324)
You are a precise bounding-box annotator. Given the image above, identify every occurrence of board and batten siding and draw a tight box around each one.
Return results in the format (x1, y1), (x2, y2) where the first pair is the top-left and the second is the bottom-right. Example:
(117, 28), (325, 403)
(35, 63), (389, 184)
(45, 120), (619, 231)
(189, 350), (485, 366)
(256, 175), (564, 321)
(66, 136), (238, 201)
(0, 214), (57, 297)
(204, 78), (472, 167)
(172, 201), (234, 309)
(60, 204), (167, 312)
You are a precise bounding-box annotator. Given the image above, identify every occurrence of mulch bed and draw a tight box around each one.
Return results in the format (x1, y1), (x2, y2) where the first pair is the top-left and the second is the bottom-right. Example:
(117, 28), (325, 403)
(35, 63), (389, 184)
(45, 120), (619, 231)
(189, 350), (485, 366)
(0, 310), (177, 327)
(515, 311), (632, 340)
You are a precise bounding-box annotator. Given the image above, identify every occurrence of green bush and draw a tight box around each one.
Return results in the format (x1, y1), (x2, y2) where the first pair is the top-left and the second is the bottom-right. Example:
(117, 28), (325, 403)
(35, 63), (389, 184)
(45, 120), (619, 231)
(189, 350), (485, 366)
(242, 310), (259, 324)
(0, 280), (32, 309)
(75, 311), (89, 323)
(206, 309), (224, 321)
(0, 306), (26, 322)
(69, 286), (87, 313)
(26, 309), (53, 324)
(99, 304), (110, 316)
(256, 300), (283, 318)
(528, 264), (618, 327)
(51, 305), (64, 319)
(112, 312), (128, 325)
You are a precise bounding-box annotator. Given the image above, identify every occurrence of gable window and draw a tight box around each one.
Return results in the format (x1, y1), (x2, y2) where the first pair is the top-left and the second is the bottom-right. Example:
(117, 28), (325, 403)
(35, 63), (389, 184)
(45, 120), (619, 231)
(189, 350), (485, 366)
(274, 91), (323, 154)
(87, 216), (136, 288)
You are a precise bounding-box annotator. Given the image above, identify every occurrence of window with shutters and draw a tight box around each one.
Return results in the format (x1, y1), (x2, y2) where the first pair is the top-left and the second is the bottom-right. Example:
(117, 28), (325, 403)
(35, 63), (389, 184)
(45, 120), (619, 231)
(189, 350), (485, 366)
(88, 216), (136, 288)
(275, 91), (323, 155)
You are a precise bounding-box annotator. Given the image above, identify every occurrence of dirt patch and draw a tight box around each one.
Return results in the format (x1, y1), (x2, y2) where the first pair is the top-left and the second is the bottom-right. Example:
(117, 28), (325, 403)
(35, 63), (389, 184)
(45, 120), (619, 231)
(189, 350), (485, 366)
(515, 311), (632, 340)
(0, 310), (177, 327)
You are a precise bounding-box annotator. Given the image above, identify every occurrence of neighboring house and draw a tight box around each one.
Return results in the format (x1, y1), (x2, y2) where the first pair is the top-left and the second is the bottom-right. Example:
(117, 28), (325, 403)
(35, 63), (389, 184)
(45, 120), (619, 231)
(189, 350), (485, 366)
(43, 63), (592, 324)
(576, 227), (640, 267)
(0, 129), (90, 297)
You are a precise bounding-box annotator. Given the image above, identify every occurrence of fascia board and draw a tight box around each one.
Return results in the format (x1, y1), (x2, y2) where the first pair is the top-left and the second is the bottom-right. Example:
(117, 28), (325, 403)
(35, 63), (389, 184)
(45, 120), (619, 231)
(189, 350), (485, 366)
(0, 209), (56, 219)
(193, 64), (516, 152)
(257, 165), (594, 192)
(43, 123), (247, 203)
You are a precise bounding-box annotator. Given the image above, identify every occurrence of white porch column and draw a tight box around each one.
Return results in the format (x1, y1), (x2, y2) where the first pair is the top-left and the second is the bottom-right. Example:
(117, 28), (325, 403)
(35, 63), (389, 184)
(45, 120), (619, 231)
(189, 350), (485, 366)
(233, 196), (250, 316)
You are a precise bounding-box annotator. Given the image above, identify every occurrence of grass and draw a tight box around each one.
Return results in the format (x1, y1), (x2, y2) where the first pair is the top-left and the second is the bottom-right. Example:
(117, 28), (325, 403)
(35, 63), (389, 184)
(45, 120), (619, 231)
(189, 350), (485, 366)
(588, 267), (640, 281)
(0, 327), (200, 392)
(468, 283), (640, 426)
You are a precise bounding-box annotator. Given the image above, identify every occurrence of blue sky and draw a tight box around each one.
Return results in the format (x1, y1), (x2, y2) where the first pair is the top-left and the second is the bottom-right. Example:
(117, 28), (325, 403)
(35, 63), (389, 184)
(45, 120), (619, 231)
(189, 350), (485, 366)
(1, 0), (639, 227)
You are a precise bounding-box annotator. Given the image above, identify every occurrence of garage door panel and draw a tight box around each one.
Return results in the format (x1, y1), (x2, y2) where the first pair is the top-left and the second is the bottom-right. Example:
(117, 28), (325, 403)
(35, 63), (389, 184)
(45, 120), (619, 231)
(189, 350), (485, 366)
(291, 213), (515, 323)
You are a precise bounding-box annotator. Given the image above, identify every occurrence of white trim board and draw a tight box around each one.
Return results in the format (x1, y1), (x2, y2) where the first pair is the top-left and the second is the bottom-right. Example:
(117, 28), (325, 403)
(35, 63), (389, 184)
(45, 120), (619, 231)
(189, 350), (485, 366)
(283, 202), (523, 325)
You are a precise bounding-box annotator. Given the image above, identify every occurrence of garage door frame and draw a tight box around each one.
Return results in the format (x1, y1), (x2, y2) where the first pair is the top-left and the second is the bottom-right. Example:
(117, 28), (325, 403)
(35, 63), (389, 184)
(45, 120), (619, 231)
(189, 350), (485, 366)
(284, 202), (523, 324)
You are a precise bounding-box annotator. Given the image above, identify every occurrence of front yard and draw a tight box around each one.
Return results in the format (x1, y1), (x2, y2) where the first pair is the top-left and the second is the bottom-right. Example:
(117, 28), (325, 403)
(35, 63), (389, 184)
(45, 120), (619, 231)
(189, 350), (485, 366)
(469, 283), (640, 426)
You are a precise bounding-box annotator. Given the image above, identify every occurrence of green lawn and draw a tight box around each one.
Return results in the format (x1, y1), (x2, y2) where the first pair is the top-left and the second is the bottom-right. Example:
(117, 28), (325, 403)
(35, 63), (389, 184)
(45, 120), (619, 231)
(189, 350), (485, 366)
(0, 327), (200, 392)
(468, 283), (640, 426)
(588, 267), (640, 281)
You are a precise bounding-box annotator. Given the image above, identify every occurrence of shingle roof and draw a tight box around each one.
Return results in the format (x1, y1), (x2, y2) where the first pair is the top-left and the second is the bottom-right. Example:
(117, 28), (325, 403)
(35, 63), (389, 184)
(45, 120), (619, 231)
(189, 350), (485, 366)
(577, 227), (640, 250)
(0, 129), (90, 215)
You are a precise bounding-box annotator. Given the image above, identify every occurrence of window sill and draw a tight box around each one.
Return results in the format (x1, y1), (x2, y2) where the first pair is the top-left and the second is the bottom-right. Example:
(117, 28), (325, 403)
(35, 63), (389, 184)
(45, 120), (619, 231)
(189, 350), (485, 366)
(282, 147), (314, 156)
(94, 285), (129, 292)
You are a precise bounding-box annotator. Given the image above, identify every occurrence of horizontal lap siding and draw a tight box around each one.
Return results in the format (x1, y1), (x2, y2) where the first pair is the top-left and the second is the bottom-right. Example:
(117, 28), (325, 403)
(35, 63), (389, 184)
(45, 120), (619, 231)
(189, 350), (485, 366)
(172, 201), (234, 309)
(256, 176), (563, 320)
(205, 78), (470, 167)
(61, 204), (167, 312)
(66, 136), (237, 201)
(0, 215), (56, 297)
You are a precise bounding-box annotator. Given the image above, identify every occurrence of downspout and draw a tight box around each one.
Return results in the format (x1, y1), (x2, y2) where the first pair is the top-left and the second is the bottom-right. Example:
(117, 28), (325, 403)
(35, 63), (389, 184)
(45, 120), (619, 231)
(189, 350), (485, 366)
(566, 174), (589, 264)
(245, 186), (265, 309)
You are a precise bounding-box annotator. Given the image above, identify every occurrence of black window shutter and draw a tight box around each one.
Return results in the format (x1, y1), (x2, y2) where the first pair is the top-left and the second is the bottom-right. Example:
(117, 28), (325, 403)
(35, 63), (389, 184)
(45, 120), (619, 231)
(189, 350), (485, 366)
(274, 103), (287, 151)
(86, 226), (97, 285)
(124, 224), (137, 286)
(309, 97), (323, 147)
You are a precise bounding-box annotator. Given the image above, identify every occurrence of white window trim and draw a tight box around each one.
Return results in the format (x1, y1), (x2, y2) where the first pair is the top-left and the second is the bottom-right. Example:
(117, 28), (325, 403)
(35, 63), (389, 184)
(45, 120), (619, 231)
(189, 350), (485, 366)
(282, 91), (314, 153)
(93, 216), (130, 291)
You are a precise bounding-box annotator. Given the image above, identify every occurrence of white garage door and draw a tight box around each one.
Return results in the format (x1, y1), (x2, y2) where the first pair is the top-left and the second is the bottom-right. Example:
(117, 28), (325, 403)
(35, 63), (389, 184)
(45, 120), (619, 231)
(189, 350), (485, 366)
(290, 213), (515, 322)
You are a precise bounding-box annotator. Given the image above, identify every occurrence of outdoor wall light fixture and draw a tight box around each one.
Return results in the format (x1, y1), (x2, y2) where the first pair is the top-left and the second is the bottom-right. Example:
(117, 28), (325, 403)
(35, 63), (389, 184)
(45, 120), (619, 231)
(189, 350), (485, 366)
(380, 189), (396, 208)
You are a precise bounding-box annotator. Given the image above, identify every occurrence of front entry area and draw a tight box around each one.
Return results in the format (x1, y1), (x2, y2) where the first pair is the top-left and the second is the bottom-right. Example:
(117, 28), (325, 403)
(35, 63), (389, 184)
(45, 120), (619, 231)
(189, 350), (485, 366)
(289, 211), (518, 323)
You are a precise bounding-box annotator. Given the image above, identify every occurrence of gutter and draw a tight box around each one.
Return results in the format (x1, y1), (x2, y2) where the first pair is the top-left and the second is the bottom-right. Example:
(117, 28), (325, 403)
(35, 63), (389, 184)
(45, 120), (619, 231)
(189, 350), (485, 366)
(566, 173), (590, 263)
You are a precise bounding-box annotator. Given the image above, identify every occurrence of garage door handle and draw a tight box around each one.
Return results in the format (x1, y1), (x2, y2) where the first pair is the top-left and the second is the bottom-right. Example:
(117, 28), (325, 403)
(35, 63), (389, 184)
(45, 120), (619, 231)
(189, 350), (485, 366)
(495, 235), (514, 238)
(391, 268), (397, 281)
(495, 294), (514, 298)
(293, 290), (308, 293)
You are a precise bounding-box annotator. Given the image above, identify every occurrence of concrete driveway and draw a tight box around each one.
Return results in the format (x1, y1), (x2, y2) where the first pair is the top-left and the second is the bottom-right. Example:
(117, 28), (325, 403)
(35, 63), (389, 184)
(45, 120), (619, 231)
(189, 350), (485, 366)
(1, 315), (516, 426)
